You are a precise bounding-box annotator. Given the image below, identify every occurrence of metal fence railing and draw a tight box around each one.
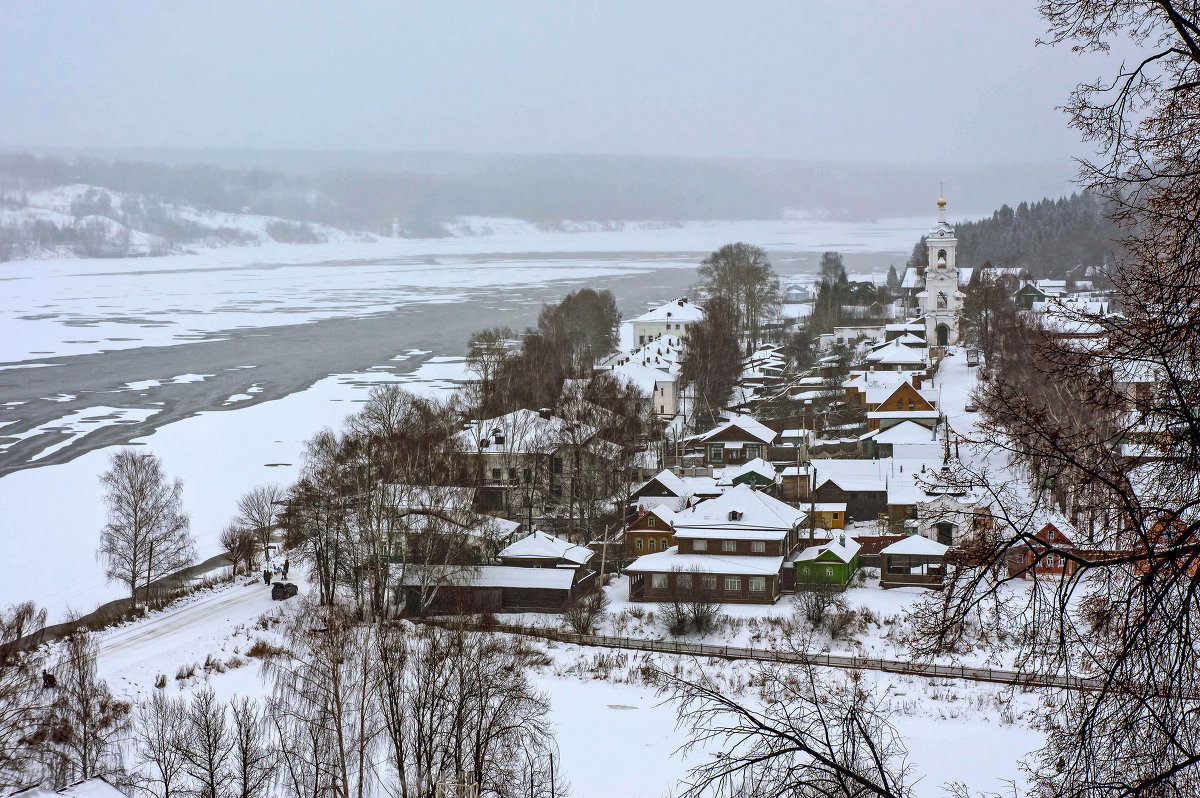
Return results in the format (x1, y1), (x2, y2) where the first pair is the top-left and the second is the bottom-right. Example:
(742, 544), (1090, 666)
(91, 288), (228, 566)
(421, 617), (1101, 693)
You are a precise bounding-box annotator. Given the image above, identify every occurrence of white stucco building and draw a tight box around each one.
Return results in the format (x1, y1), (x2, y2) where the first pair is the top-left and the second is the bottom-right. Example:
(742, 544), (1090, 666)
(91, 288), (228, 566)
(632, 297), (704, 346)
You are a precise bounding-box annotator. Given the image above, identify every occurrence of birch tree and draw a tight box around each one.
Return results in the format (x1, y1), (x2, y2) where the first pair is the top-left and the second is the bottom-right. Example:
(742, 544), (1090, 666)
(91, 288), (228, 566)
(97, 449), (195, 607)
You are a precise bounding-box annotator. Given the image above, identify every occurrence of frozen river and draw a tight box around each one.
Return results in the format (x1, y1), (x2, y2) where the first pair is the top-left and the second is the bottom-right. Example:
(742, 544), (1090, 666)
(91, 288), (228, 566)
(0, 216), (924, 619)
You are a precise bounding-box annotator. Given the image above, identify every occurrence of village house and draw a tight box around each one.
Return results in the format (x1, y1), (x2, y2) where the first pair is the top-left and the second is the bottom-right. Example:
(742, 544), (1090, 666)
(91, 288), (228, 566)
(623, 484), (806, 604)
(497, 529), (596, 571)
(861, 420), (941, 459)
(631, 296), (704, 346)
(865, 338), (929, 372)
(689, 413), (778, 467)
(623, 503), (677, 557)
(714, 457), (780, 493)
(453, 408), (620, 519)
(790, 533), (861, 589)
(1006, 521), (1093, 580)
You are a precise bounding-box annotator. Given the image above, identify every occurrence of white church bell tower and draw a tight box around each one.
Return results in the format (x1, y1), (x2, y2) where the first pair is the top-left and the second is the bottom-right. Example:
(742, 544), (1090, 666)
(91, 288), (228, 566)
(918, 185), (963, 346)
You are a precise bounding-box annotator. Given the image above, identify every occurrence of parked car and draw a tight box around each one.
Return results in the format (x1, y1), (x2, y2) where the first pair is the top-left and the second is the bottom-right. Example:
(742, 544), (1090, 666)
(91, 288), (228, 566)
(271, 582), (298, 600)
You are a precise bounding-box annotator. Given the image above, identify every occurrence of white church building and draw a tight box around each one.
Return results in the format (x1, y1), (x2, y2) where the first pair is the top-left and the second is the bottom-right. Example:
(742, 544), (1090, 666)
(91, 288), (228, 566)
(911, 190), (966, 346)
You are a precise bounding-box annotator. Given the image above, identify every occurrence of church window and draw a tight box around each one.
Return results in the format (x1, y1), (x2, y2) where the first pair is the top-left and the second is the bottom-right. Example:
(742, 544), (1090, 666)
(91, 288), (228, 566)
(937, 292), (948, 309)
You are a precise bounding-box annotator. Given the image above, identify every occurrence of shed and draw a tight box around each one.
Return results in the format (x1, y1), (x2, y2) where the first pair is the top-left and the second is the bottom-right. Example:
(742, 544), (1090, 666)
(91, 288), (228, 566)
(879, 534), (948, 590)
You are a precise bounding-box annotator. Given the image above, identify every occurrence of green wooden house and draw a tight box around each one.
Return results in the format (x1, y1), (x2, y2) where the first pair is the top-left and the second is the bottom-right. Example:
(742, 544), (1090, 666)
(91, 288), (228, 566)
(790, 533), (861, 588)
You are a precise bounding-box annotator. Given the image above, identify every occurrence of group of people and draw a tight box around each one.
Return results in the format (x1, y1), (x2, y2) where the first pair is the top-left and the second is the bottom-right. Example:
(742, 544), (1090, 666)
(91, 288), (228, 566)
(262, 557), (289, 585)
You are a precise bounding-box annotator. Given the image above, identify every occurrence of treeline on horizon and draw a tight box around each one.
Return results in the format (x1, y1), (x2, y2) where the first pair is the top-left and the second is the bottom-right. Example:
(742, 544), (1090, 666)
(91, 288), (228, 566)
(906, 190), (1120, 278)
(0, 150), (1076, 233)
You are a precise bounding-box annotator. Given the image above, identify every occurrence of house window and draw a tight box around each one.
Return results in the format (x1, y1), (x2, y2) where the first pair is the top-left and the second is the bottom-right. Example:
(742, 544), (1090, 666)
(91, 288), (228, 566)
(825, 567), (834, 578)
(896, 399), (903, 409)
(635, 538), (643, 551)
(652, 574), (667, 589)
(677, 574), (692, 588)
(523, 467), (532, 483)
(693, 539), (707, 551)
(832, 513), (839, 520)
(707, 444), (723, 464)
(728, 511), (742, 522)
(661, 538), (669, 550)
(647, 516), (656, 528)
(749, 577), (766, 593)
(724, 576), (741, 592)
(491, 468), (502, 482)
(908, 400), (915, 410)
(702, 575), (717, 591)
(508, 468), (517, 483)
(751, 541), (765, 553)
(648, 539), (656, 552)
(722, 540), (737, 552)
(746, 444), (761, 460)
(801, 567), (810, 576)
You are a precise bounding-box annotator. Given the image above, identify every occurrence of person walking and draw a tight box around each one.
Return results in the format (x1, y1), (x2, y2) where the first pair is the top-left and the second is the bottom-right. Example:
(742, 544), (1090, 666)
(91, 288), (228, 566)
(282, 558), (289, 579)
(263, 568), (271, 585)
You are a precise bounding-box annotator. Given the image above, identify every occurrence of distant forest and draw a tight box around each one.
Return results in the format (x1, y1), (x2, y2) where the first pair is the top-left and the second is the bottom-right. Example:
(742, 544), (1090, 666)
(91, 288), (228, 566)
(0, 150), (1075, 229)
(906, 191), (1120, 278)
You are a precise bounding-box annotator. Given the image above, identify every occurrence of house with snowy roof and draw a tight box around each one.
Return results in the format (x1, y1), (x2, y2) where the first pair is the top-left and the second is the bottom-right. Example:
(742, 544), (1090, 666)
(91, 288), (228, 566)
(790, 532), (861, 588)
(632, 297), (704, 346)
(623, 503), (677, 558)
(624, 484), (807, 604)
(865, 338), (928, 372)
(601, 334), (685, 419)
(714, 457), (780, 492)
(497, 529), (595, 570)
(862, 419), (941, 458)
(689, 413), (778, 467)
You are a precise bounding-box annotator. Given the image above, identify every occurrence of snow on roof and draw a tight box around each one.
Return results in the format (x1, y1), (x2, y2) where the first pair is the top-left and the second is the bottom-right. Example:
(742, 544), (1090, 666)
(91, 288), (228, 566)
(866, 410), (941, 420)
(874, 420), (937, 444)
(401, 565), (576, 590)
(901, 267), (923, 290)
(716, 458), (778, 486)
(13, 778), (128, 797)
(638, 468), (689, 497)
(892, 333), (928, 347)
(633, 297), (705, 324)
(695, 413), (777, 445)
(793, 534), (861, 564)
(671, 483), (804, 538)
(624, 547), (785, 575)
(498, 530), (595, 565)
(881, 534), (949, 556)
(454, 409), (597, 455)
(866, 340), (928, 365)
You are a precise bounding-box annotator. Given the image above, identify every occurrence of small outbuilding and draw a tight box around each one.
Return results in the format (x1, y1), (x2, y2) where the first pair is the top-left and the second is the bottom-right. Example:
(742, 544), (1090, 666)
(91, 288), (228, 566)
(879, 534), (948, 589)
(497, 530), (595, 570)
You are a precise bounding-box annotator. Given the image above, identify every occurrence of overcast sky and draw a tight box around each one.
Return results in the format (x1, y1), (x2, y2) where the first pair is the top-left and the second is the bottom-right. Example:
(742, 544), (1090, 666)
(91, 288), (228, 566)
(0, 1), (1115, 164)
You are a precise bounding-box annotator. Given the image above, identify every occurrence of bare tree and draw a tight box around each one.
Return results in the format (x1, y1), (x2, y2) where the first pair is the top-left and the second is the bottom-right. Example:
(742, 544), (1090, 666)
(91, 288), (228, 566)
(264, 599), (381, 798)
(562, 589), (608, 635)
(235, 485), (284, 562)
(133, 691), (189, 798)
(0, 602), (48, 786)
(906, 3), (1200, 795)
(181, 686), (232, 798)
(97, 449), (195, 608)
(229, 696), (275, 798)
(219, 525), (258, 577)
(34, 617), (131, 787)
(659, 661), (912, 798)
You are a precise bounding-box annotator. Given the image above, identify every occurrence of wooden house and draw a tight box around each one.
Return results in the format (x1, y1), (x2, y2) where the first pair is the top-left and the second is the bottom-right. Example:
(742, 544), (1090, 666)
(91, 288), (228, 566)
(624, 484), (806, 604)
(624, 504), (677, 557)
(689, 414), (778, 467)
(790, 533), (861, 589)
(497, 530), (595, 571)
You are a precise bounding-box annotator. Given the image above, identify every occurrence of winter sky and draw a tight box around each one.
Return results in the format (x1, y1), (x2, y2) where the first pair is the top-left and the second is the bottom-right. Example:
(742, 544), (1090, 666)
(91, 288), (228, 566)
(2, 1), (1117, 164)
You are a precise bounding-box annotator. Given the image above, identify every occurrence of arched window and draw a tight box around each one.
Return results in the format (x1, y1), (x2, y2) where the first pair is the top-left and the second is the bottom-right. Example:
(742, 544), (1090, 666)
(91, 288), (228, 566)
(937, 249), (948, 268)
(936, 292), (948, 309)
